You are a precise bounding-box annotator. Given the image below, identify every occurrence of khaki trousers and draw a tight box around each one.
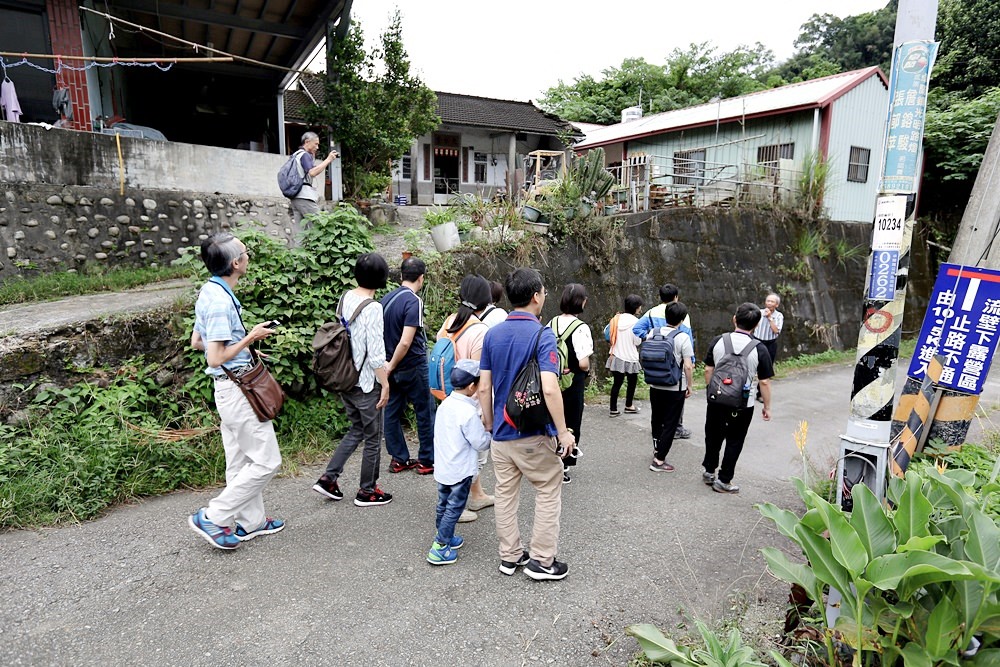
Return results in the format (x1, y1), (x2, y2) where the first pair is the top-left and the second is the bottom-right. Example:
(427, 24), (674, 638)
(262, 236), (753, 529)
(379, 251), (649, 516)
(206, 380), (282, 530)
(491, 435), (563, 567)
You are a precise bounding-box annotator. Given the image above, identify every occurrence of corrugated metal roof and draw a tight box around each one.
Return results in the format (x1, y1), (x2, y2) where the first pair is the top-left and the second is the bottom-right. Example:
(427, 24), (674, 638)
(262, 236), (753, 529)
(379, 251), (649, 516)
(576, 67), (887, 149)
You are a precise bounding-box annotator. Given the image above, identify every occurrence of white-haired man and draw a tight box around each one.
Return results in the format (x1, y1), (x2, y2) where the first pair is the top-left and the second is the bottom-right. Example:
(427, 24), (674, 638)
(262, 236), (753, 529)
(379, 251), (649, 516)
(290, 131), (338, 225)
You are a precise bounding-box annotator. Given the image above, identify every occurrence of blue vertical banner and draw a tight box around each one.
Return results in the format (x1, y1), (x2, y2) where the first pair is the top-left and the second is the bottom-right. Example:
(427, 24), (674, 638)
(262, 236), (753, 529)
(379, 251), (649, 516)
(909, 264), (1000, 395)
(881, 40), (938, 194)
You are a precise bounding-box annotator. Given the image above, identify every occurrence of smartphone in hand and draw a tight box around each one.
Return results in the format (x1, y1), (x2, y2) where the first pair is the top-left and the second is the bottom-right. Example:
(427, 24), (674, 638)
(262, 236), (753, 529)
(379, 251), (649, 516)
(265, 320), (281, 330)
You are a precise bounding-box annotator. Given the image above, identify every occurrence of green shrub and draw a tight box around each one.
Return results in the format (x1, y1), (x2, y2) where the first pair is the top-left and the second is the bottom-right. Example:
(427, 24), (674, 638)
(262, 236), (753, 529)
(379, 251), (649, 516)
(1, 206), (374, 529)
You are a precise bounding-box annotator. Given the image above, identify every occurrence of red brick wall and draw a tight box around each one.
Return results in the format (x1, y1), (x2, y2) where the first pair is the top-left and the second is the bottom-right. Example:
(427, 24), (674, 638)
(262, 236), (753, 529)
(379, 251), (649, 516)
(46, 0), (91, 131)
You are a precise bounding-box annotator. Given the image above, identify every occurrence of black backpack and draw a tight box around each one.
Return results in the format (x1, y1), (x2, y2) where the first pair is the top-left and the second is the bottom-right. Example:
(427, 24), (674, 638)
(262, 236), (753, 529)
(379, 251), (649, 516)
(706, 333), (753, 408)
(311, 297), (375, 392)
(640, 328), (683, 386)
(503, 327), (551, 433)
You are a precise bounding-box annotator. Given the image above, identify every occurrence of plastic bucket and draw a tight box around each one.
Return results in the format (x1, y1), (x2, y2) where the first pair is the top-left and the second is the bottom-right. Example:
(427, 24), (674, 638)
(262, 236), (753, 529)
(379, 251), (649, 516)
(522, 205), (542, 222)
(429, 221), (460, 251)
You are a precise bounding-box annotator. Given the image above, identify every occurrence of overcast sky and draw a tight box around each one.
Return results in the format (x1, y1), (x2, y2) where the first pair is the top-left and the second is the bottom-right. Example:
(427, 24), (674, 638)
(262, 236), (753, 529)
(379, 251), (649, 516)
(345, 0), (890, 102)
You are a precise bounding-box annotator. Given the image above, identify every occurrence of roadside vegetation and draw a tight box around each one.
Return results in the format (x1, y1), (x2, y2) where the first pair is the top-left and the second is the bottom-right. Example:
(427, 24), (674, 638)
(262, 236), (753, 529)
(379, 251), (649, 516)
(0, 206), (372, 529)
(627, 433), (1000, 666)
(0, 264), (192, 306)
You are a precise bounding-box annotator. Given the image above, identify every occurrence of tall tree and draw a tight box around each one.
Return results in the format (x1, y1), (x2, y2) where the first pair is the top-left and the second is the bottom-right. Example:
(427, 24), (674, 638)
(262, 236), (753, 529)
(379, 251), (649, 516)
(305, 13), (439, 199)
(537, 43), (776, 124)
(774, 1), (897, 82)
(934, 0), (1000, 99)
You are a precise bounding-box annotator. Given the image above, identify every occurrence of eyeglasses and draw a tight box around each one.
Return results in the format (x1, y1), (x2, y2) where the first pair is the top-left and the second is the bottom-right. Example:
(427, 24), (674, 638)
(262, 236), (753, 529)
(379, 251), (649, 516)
(240, 250), (253, 259)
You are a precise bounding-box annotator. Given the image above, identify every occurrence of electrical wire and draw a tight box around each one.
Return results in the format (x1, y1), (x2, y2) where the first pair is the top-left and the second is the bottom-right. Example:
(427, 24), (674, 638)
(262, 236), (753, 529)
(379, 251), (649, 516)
(79, 5), (315, 77)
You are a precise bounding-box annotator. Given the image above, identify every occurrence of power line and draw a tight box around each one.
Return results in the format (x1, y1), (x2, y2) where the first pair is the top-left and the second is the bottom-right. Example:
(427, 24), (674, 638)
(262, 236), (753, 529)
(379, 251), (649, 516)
(78, 6), (319, 77)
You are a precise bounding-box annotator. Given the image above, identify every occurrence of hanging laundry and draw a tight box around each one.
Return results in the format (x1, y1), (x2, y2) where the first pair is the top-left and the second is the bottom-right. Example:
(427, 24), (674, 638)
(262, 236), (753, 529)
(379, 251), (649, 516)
(1, 78), (22, 122)
(52, 87), (73, 121)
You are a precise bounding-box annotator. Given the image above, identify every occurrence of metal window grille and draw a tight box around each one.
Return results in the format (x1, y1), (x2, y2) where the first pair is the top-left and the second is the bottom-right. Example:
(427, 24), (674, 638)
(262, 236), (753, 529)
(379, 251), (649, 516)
(756, 143), (795, 178)
(474, 152), (487, 184)
(756, 143), (795, 163)
(847, 146), (871, 183)
(400, 155), (412, 180)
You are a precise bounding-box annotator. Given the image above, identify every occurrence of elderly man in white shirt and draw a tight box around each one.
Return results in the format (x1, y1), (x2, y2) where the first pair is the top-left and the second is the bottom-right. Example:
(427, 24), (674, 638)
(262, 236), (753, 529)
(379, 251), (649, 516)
(753, 293), (783, 402)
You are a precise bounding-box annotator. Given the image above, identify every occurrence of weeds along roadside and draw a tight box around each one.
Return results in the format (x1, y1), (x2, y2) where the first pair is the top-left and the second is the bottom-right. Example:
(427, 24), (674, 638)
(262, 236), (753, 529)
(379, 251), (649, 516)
(0, 264), (193, 306)
(0, 205), (372, 530)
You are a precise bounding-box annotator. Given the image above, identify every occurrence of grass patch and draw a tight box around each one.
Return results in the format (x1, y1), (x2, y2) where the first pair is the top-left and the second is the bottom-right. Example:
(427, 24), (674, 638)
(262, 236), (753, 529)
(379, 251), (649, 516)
(0, 265), (193, 306)
(0, 359), (349, 529)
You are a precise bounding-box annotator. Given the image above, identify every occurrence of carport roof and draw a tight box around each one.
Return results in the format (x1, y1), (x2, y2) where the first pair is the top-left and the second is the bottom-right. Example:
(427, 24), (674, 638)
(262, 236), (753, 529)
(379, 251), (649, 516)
(100, 0), (351, 86)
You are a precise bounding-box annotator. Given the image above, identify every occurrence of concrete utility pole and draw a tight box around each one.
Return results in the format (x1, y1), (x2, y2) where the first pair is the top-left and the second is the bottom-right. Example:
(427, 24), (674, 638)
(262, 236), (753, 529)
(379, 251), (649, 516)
(836, 0), (938, 508)
(891, 112), (1000, 452)
(949, 114), (1000, 266)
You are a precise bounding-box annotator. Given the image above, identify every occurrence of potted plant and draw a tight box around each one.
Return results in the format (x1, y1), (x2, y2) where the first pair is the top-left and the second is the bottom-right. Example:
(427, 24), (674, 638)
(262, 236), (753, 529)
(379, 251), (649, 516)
(402, 228), (424, 258)
(569, 148), (616, 217)
(456, 217), (475, 242)
(422, 205), (460, 251)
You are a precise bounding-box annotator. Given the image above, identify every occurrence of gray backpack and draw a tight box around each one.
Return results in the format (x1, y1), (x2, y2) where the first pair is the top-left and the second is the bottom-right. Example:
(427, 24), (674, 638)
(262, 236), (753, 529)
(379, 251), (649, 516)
(706, 333), (752, 409)
(311, 297), (375, 392)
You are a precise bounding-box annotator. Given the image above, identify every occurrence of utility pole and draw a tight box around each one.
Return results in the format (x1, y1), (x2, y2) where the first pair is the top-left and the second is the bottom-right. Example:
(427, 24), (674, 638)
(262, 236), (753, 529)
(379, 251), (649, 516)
(836, 0), (938, 508)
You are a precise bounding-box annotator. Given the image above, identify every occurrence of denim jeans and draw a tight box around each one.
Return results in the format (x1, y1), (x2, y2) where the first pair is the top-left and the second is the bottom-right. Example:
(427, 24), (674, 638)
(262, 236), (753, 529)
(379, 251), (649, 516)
(384, 361), (436, 464)
(435, 476), (472, 545)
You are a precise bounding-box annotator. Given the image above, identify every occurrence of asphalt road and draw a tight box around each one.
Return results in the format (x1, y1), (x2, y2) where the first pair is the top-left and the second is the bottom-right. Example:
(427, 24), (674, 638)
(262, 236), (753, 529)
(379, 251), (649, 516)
(3, 360), (999, 666)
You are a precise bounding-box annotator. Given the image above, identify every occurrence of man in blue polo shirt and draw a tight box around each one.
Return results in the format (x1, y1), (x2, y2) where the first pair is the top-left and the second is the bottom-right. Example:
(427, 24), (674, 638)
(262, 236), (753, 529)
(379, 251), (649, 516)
(188, 233), (284, 550)
(382, 257), (436, 474)
(479, 268), (575, 581)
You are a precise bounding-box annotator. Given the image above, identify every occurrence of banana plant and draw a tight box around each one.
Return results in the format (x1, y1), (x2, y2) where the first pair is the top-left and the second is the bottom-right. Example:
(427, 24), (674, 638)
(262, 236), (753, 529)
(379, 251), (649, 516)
(759, 470), (1000, 666)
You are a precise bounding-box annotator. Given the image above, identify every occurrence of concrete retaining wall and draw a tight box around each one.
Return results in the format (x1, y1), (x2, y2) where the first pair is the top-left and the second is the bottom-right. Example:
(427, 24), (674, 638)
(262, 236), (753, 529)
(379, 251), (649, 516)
(0, 122), (285, 196)
(456, 208), (934, 367)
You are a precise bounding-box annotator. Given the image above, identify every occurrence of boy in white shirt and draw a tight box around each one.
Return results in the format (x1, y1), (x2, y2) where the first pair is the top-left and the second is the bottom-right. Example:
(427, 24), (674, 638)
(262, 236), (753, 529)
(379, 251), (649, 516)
(427, 359), (493, 565)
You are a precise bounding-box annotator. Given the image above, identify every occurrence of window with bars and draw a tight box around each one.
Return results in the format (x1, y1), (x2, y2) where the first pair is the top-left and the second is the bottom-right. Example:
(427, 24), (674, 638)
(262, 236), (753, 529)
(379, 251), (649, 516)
(755, 143), (795, 178)
(474, 152), (488, 183)
(674, 148), (706, 185)
(756, 143), (795, 164)
(397, 155), (412, 180)
(847, 146), (871, 183)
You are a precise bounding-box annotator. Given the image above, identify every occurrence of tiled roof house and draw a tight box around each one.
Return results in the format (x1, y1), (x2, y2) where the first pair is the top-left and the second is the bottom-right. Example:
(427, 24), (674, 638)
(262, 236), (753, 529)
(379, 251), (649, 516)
(284, 82), (575, 204)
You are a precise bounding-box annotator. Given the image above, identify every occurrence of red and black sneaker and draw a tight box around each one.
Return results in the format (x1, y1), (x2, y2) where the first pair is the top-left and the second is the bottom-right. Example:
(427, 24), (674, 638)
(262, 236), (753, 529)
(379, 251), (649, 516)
(311, 475), (343, 501)
(354, 486), (393, 507)
(415, 461), (434, 475)
(389, 458), (419, 473)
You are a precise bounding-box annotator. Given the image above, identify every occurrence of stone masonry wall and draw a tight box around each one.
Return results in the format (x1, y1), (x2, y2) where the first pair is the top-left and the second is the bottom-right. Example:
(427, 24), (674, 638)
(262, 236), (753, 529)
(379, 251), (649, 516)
(0, 184), (296, 279)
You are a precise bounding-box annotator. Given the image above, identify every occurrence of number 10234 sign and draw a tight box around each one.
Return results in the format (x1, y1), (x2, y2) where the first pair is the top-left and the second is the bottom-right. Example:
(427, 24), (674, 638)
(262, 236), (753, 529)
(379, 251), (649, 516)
(867, 195), (907, 301)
